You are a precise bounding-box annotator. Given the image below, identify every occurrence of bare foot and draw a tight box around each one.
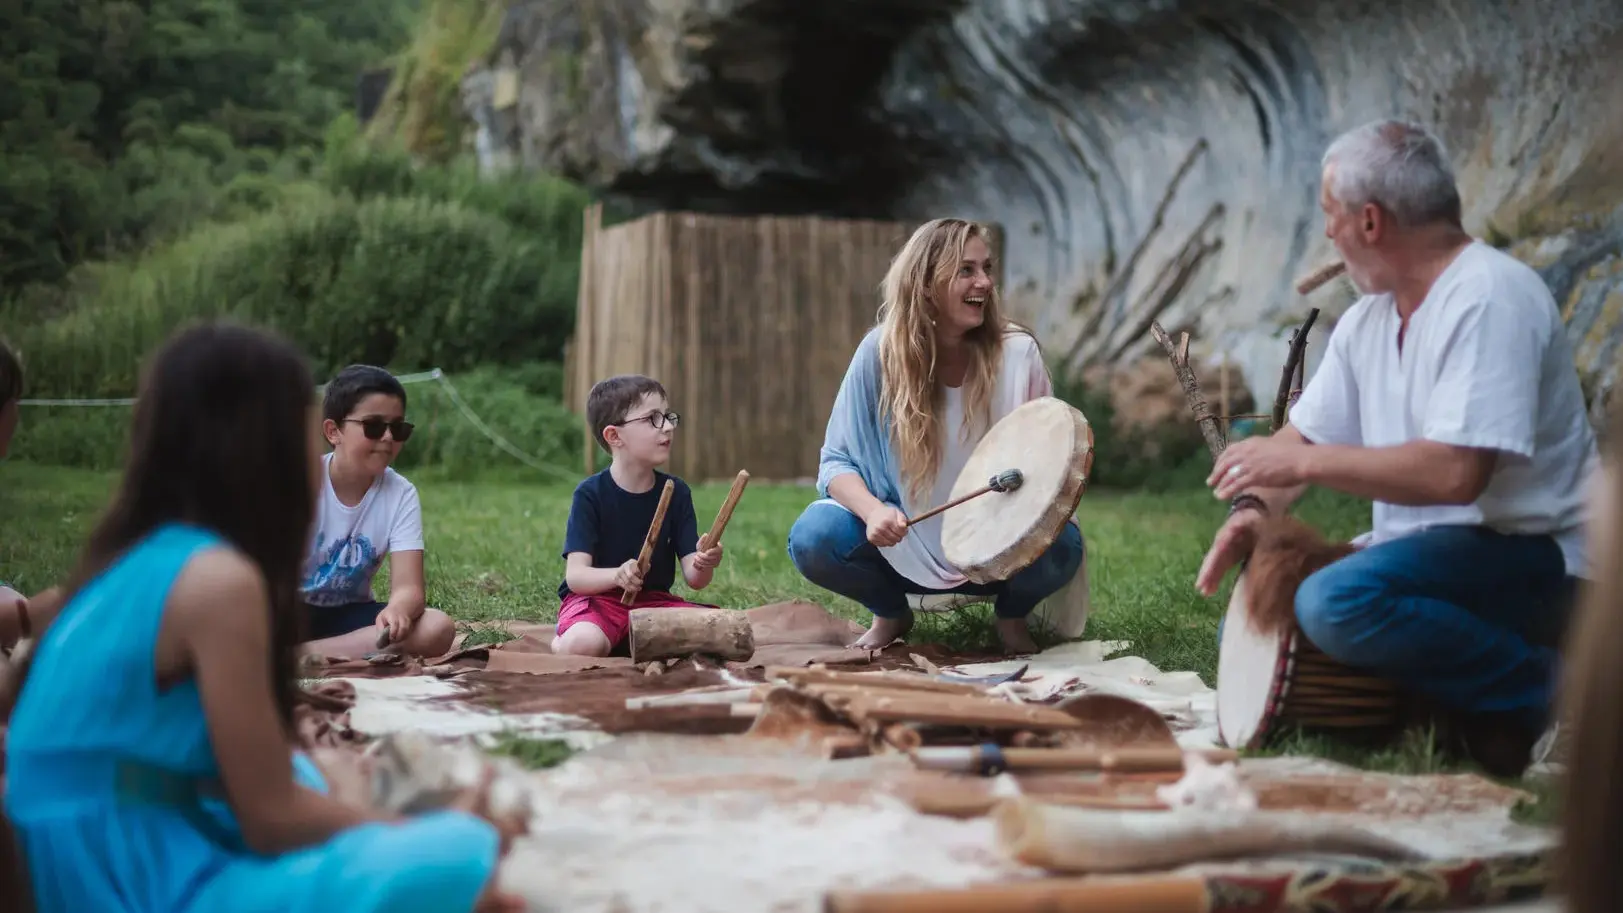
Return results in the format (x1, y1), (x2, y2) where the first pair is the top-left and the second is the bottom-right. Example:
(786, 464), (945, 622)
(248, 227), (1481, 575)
(851, 612), (914, 649)
(994, 617), (1040, 655)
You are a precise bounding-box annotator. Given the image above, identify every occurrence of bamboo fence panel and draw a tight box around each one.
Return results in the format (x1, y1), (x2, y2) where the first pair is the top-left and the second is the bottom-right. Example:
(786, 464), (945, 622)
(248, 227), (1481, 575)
(570, 207), (942, 483)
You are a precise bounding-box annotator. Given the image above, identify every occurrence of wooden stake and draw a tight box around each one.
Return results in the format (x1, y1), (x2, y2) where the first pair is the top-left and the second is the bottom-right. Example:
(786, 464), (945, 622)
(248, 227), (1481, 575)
(698, 469), (750, 551)
(628, 607), (755, 664)
(1149, 321), (1225, 459)
(622, 479), (675, 604)
(1269, 308), (1321, 432)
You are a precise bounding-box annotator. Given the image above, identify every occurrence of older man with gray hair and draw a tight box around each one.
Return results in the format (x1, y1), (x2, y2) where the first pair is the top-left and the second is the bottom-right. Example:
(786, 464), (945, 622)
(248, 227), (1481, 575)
(1198, 118), (1597, 776)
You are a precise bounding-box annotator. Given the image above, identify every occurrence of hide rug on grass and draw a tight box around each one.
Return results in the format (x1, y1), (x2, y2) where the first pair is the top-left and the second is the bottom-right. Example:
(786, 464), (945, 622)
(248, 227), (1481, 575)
(293, 601), (1557, 913)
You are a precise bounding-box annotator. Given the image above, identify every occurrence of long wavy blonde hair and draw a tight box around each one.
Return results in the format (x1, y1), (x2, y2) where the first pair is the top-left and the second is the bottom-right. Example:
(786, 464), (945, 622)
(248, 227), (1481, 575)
(876, 218), (1015, 503)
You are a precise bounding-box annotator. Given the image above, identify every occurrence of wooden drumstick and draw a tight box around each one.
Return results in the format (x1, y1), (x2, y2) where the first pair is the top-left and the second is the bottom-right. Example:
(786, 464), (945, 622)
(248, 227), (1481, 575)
(904, 468), (1023, 528)
(698, 470), (750, 551)
(1295, 260), (1346, 295)
(622, 479), (675, 604)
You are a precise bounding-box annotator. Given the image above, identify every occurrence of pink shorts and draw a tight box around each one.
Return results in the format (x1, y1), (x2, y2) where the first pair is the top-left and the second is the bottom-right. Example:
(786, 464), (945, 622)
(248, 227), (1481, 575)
(555, 590), (716, 652)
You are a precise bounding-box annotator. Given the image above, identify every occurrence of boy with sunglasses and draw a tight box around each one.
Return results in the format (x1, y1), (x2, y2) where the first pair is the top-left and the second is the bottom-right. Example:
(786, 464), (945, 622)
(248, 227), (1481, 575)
(298, 364), (456, 659)
(553, 374), (725, 656)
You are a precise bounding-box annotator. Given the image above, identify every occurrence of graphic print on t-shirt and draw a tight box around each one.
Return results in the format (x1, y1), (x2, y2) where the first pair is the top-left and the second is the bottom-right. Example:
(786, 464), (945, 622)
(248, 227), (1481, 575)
(300, 452), (426, 608)
(302, 531), (384, 607)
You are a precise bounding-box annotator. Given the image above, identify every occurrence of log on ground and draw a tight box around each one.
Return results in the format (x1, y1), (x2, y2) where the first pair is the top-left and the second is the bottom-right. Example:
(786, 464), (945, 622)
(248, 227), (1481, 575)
(629, 608), (756, 664)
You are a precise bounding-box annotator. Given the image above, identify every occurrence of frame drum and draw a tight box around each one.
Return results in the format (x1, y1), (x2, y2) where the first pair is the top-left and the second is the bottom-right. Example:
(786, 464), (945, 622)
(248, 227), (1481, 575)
(1216, 572), (1404, 749)
(941, 397), (1093, 584)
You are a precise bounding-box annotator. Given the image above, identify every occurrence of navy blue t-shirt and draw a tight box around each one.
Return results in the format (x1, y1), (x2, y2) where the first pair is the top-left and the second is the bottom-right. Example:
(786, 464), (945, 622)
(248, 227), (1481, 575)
(557, 468), (700, 599)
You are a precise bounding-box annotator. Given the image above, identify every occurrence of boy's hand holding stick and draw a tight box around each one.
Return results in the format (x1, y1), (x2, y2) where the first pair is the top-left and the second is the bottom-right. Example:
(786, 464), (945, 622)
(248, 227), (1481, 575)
(622, 479), (676, 604)
(697, 470), (750, 552)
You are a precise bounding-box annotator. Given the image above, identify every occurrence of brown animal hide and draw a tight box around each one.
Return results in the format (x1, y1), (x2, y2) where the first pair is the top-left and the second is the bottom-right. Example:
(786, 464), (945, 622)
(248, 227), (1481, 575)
(1242, 516), (1357, 639)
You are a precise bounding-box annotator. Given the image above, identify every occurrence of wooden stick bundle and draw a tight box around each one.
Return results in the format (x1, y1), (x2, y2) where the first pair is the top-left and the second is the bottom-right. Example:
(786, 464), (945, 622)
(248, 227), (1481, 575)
(766, 666), (991, 697)
(910, 745), (1237, 774)
(839, 692), (1086, 732)
(698, 469), (749, 551)
(621, 479), (675, 604)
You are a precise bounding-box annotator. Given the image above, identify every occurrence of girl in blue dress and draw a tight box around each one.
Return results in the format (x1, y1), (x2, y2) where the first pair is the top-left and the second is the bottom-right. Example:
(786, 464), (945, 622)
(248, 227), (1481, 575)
(1, 321), (522, 913)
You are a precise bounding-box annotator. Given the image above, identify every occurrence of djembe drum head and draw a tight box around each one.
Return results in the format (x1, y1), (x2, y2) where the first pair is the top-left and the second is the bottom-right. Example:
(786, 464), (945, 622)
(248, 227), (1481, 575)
(1216, 573), (1284, 749)
(1217, 572), (1405, 750)
(941, 396), (1093, 584)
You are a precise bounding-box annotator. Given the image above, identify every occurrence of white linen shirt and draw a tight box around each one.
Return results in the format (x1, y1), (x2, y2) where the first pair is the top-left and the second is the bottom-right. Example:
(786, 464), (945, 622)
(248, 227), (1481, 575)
(1287, 240), (1597, 577)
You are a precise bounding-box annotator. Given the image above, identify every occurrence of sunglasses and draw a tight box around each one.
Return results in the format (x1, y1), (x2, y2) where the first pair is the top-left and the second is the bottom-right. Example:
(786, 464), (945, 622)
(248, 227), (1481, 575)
(343, 417), (415, 442)
(620, 410), (681, 431)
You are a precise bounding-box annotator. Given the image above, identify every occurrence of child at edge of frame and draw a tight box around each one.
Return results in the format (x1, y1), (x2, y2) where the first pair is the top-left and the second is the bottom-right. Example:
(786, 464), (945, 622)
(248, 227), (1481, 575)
(552, 374), (725, 657)
(298, 364), (457, 660)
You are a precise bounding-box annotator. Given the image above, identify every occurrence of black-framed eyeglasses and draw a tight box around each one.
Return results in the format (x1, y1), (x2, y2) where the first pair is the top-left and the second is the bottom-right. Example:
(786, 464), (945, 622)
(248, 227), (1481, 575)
(620, 410), (680, 431)
(344, 418), (415, 442)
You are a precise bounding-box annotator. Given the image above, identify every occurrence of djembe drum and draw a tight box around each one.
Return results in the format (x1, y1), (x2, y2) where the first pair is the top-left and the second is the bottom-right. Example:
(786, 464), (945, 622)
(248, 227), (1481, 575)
(1215, 517), (1407, 749)
(940, 396), (1095, 584)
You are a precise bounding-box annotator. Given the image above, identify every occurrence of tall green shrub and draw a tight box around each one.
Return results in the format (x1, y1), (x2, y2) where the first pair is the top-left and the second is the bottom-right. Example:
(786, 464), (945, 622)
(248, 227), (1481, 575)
(11, 190), (579, 398)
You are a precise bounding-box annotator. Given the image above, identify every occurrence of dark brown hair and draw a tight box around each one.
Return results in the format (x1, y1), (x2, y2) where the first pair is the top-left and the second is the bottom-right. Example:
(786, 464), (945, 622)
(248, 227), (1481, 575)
(586, 374), (666, 454)
(12, 320), (317, 733)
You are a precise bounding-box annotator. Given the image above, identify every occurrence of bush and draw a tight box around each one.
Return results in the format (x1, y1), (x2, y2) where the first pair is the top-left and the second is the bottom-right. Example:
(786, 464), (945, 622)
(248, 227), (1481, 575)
(1050, 368), (1212, 492)
(9, 362), (584, 482)
(392, 365), (584, 480)
(8, 191), (580, 398)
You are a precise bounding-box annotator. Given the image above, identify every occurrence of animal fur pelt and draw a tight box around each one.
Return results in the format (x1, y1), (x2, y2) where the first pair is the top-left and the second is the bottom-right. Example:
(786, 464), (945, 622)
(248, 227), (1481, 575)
(1240, 516), (1358, 639)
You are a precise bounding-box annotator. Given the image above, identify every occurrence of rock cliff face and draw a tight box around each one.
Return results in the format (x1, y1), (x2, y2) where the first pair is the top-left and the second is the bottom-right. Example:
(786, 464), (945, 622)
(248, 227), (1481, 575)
(466, 0), (1623, 416)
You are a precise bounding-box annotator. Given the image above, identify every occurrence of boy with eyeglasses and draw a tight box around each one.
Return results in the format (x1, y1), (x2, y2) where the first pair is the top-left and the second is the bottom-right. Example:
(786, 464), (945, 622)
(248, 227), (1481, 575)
(298, 364), (456, 659)
(553, 374), (725, 656)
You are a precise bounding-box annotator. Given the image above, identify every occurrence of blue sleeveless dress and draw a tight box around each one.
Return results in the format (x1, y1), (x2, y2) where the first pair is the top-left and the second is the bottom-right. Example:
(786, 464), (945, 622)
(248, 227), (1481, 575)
(3, 523), (501, 913)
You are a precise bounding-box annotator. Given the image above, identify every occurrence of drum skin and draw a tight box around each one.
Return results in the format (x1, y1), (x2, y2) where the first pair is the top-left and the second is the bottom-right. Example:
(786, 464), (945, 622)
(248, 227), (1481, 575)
(942, 396), (1094, 584)
(1217, 571), (1404, 750)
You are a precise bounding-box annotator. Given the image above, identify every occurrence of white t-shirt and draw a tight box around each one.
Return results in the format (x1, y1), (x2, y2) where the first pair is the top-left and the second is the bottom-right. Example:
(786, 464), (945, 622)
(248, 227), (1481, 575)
(300, 452), (425, 607)
(887, 385), (978, 587)
(1288, 240), (1598, 577)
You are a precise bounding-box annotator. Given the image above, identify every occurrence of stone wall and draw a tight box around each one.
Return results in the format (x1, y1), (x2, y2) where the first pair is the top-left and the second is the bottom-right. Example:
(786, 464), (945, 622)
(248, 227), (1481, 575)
(468, 0), (1623, 418)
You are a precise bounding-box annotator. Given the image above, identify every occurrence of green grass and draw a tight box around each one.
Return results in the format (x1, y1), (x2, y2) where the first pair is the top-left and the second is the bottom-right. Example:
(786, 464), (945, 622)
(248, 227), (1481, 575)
(0, 460), (1370, 685)
(0, 459), (1556, 807)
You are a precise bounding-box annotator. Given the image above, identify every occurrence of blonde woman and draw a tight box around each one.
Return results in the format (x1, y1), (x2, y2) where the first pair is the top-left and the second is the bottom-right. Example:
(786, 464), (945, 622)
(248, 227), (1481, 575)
(787, 218), (1084, 653)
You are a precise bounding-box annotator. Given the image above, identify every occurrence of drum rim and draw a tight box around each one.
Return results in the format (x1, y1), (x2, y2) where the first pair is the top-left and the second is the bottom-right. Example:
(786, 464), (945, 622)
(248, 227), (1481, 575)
(942, 396), (1093, 584)
(1215, 571), (1299, 750)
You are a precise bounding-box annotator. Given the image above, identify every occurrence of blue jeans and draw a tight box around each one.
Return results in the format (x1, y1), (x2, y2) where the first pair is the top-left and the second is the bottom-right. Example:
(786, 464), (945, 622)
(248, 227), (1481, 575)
(786, 500), (1085, 619)
(1230, 524), (1576, 731)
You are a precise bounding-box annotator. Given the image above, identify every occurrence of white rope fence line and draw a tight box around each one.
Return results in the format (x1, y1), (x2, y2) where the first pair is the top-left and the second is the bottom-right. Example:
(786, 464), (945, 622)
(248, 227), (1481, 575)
(20, 368), (578, 482)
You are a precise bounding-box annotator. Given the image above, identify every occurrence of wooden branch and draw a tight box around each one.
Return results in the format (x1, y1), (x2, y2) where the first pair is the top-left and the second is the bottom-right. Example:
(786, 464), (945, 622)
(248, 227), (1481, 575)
(1295, 260), (1346, 295)
(1149, 321), (1226, 459)
(1061, 138), (1210, 375)
(1269, 308), (1321, 432)
(1103, 202), (1226, 364)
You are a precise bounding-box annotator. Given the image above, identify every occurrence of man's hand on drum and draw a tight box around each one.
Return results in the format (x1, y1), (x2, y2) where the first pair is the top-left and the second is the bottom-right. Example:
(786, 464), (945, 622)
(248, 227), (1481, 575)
(865, 507), (909, 548)
(1195, 508), (1264, 597)
(1207, 434), (1309, 500)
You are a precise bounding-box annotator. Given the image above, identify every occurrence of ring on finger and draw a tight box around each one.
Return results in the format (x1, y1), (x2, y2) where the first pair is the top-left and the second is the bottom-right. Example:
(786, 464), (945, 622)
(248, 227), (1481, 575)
(1225, 464), (1244, 478)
